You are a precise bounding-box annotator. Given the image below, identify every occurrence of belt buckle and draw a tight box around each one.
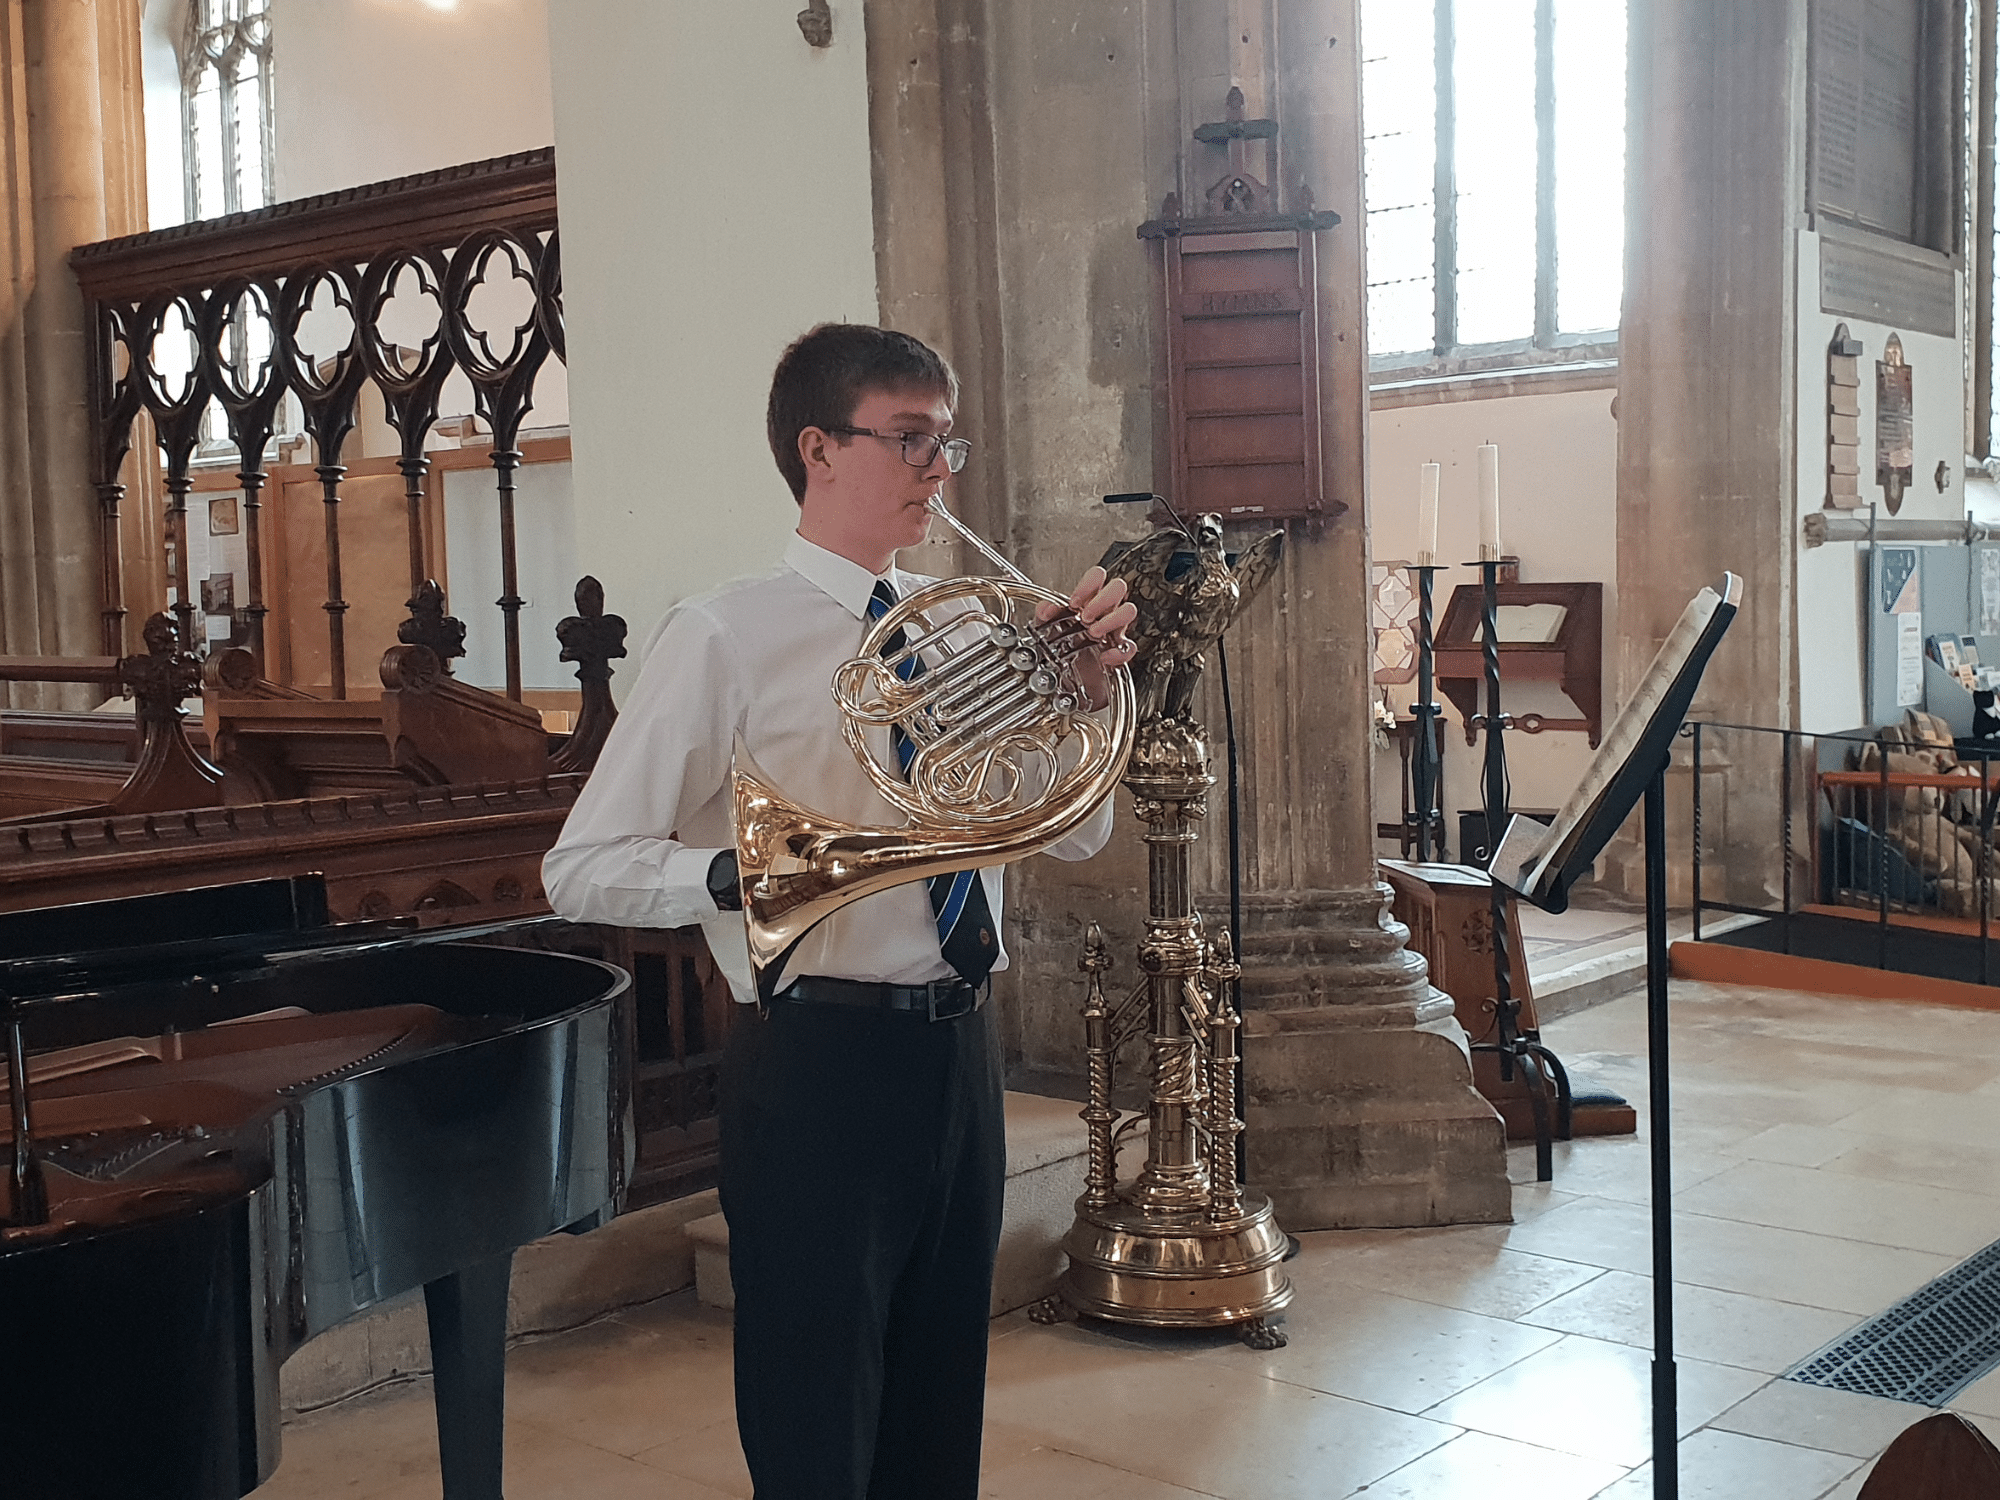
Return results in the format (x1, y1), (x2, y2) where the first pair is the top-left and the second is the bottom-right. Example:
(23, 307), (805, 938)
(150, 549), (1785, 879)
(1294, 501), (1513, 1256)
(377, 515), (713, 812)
(926, 980), (973, 1022)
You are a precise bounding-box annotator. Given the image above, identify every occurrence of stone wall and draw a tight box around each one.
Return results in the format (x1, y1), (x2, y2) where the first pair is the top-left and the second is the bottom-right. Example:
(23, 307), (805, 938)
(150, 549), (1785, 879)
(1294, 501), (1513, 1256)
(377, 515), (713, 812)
(867, 0), (1508, 1227)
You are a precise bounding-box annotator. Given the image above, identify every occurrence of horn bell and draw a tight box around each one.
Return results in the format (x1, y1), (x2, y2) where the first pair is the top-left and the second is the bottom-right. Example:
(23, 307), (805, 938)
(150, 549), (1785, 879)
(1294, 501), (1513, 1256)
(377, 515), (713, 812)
(731, 668), (1134, 977)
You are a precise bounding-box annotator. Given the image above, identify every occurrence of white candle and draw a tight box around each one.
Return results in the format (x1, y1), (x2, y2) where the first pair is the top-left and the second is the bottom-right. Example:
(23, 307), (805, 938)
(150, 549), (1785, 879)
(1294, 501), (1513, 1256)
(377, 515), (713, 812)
(1477, 443), (1502, 560)
(1416, 462), (1440, 567)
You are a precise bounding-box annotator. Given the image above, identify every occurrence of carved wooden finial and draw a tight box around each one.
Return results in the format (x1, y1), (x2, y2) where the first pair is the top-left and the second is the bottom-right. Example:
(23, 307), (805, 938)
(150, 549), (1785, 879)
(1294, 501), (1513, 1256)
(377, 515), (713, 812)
(551, 575), (629, 776)
(397, 579), (467, 671)
(112, 610), (224, 813)
(120, 612), (203, 724)
(797, 0), (832, 46)
(556, 575), (627, 684)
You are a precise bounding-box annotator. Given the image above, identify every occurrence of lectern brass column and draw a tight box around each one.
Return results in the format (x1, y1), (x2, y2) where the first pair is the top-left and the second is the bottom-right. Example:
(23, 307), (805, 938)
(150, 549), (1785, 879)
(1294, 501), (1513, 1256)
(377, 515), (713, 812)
(1032, 518), (1292, 1347)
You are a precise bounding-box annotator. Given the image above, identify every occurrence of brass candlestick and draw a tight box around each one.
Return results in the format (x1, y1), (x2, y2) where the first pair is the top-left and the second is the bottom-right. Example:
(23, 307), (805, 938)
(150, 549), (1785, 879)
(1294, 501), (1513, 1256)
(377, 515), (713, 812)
(1032, 517), (1292, 1347)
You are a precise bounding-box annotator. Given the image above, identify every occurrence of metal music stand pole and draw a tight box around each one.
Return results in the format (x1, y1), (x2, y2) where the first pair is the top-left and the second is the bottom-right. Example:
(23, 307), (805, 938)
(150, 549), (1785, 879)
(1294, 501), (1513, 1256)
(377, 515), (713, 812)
(1645, 767), (1679, 1497)
(1407, 563), (1446, 861)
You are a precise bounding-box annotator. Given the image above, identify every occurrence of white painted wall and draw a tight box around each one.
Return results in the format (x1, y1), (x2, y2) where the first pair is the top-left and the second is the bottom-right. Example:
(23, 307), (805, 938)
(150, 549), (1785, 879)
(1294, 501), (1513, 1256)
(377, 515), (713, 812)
(270, 0), (554, 202)
(445, 460), (578, 692)
(546, 0), (877, 644)
(1793, 228), (1967, 732)
(1368, 387), (1620, 838)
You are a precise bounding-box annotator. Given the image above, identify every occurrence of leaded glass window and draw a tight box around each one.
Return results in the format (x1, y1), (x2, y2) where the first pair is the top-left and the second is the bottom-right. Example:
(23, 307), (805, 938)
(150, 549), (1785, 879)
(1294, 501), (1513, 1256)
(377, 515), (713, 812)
(182, 0), (273, 223)
(1361, 0), (1628, 375)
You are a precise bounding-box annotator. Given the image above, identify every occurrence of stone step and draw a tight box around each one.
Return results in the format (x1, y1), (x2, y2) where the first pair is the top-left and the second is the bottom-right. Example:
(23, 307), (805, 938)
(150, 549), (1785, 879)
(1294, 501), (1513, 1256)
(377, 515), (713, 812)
(688, 1089), (1107, 1317)
(1533, 909), (1765, 1020)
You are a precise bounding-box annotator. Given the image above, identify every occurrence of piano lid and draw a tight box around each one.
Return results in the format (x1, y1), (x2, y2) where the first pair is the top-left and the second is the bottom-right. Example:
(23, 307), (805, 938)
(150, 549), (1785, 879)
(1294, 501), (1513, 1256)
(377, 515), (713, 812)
(0, 874), (558, 1013)
(0, 873), (331, 959)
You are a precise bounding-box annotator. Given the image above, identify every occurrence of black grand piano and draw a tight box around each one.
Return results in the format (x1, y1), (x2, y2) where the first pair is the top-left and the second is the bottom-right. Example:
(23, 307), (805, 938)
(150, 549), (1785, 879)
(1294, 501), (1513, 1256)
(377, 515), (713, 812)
(0, 875), (631, 1500)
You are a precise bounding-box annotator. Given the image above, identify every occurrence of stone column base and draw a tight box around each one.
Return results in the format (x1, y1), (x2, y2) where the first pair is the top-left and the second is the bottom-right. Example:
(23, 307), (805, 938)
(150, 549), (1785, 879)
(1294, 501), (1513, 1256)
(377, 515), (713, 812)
(1231, 882), (1511, 1229)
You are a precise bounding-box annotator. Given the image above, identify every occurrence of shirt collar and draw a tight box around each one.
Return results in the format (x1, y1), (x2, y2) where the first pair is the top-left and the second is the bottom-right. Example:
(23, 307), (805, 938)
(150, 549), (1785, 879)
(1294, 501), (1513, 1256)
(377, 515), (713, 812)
(784, 533), (910, 621)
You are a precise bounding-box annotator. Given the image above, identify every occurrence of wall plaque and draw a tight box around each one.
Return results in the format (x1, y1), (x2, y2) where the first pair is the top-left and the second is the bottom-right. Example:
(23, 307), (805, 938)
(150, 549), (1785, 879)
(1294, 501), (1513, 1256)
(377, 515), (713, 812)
(1820, 233), (1956, 337)
(1825, 322), (1863, 509)
(1138, 90), (1342, 523)
(1876, 332), (1914, 514)
(1811, 0), (1921, 238)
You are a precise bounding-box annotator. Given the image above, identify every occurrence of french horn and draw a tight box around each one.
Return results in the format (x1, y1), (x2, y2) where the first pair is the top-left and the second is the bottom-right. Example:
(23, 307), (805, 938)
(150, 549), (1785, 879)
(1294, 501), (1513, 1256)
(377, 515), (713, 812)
(732, 498), (1138, 980)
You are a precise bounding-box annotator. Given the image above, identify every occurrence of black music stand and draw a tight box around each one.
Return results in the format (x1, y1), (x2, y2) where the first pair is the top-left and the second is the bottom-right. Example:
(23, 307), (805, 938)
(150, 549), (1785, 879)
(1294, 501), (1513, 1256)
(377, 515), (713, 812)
(1490, 573), (1740, 1500)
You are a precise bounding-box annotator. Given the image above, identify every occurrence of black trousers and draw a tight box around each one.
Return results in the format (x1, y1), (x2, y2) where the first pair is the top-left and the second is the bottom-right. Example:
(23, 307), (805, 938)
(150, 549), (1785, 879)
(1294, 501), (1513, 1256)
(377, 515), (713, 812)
(719, 994), (1005, 1500)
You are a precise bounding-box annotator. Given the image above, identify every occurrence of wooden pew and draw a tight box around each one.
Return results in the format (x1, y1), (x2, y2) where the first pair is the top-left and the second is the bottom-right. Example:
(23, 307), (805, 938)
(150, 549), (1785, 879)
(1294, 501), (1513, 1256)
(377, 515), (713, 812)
(206, 643), (550, 803)
(0, 708), (208, 761)
(0, 757), (140, 821)
(0, 613), (223, 822)
(0, 774), (581, 921)
(202, 574), (626, 802)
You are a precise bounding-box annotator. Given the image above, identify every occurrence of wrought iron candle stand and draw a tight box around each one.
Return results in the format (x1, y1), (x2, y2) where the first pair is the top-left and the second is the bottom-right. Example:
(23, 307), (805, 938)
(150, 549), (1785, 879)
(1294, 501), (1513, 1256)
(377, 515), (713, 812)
(1467, 556), (1571, 1182)
(1031, 711), (1292, 1347)
(1407, 563), (1448, 860)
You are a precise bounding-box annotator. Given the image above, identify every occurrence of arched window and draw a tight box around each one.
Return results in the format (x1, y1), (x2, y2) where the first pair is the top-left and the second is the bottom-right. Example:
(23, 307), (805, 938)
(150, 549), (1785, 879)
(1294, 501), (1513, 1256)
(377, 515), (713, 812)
(1361, 0), (1627, 376)
(182, 0), (273, 222)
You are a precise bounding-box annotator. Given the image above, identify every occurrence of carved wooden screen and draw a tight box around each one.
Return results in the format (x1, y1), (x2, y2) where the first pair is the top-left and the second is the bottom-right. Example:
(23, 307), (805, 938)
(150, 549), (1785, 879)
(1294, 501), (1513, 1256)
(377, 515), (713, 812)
(71, 149), (563, 702)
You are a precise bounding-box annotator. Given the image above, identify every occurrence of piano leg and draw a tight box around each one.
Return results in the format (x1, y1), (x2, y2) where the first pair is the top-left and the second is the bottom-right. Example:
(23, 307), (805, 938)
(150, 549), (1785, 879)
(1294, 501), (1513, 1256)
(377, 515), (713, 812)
(424, 1250), (515, 1499)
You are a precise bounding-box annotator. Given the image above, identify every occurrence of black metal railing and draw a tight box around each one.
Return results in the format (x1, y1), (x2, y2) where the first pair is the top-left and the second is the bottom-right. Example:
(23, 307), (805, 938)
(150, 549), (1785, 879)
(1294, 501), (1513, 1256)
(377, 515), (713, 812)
(1688, 720), (2000, 984)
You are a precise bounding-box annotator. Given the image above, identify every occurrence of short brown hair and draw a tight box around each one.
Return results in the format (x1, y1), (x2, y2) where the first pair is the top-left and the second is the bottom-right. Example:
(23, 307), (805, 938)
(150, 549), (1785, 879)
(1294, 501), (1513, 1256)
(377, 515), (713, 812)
(766, 324), (959, 502)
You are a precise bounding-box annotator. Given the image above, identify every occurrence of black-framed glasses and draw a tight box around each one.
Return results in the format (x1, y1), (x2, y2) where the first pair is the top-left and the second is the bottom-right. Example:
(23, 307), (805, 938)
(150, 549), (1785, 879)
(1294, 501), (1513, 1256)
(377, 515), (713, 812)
(824, 425), (972, 474)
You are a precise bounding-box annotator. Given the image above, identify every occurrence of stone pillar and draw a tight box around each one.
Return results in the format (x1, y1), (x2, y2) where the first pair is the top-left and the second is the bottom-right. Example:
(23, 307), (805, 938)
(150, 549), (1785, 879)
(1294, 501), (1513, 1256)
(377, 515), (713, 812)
(866, 0), (1175, 1079)
(865, 0), (1509, 1226)
(1607, 0), (1803, 905)
(0, 0), (146, 700)
(1199, 0), (1508, 1229)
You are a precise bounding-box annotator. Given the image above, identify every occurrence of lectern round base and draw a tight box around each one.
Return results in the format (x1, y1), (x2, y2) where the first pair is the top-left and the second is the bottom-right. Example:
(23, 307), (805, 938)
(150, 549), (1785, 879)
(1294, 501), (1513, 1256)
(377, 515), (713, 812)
(1049, 1189), (1293, 1330)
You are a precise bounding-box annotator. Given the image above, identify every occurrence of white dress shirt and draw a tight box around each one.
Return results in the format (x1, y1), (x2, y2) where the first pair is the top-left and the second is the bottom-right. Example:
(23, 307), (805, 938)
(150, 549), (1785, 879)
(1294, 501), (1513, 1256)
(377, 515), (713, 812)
(543, 533), (1115, 1004)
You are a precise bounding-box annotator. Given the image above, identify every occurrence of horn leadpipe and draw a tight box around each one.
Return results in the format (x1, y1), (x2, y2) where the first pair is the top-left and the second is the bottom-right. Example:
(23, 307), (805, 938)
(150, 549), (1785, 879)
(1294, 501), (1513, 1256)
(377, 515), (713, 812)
(926, 496), (1031, 583)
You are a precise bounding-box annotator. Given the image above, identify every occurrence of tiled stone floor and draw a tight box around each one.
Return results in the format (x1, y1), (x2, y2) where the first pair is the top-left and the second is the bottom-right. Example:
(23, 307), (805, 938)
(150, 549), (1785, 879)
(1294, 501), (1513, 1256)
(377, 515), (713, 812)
(259, 978), (2000, 1499)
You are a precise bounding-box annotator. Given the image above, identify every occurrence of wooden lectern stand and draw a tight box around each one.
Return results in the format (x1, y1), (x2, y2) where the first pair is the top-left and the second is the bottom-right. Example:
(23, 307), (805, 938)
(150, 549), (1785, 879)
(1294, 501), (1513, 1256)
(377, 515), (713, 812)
(1381, 858), (1635, 1140)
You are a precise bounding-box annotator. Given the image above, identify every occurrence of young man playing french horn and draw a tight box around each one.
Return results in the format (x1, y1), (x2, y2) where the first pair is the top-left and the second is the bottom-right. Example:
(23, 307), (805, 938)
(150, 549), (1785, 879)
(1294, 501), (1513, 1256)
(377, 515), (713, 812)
(544, 323), (1137, 1500)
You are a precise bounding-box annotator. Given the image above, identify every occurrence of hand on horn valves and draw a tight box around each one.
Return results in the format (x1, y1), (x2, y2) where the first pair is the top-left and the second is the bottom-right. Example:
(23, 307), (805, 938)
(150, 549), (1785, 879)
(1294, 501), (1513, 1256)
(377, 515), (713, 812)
(1040, 565), (1139, 712)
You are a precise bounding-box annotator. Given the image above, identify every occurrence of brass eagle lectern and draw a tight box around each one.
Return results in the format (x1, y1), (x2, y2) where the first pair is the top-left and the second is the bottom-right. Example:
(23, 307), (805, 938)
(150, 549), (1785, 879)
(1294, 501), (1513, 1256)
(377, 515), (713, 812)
(1032, 516), (1293, 1347)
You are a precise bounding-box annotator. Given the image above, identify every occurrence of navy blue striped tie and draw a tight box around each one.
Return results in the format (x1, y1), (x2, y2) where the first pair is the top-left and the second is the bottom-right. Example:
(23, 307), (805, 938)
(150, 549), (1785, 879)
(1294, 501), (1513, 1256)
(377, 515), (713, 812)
(869, 578), (999, 988)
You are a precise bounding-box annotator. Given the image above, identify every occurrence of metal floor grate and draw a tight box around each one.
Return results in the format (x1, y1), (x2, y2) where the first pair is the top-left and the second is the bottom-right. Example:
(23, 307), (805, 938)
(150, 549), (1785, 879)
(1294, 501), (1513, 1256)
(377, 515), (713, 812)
(1787, 1236), (2000, 1406)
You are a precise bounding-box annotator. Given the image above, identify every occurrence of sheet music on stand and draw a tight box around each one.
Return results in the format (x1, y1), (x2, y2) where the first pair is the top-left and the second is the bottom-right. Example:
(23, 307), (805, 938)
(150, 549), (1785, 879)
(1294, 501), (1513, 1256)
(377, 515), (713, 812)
(1489, 573), (1744, 913)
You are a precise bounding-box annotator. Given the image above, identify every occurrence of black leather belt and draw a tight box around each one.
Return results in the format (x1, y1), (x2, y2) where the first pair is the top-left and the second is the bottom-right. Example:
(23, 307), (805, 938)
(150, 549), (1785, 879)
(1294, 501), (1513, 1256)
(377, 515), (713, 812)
(774, 975), (985, 1021)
